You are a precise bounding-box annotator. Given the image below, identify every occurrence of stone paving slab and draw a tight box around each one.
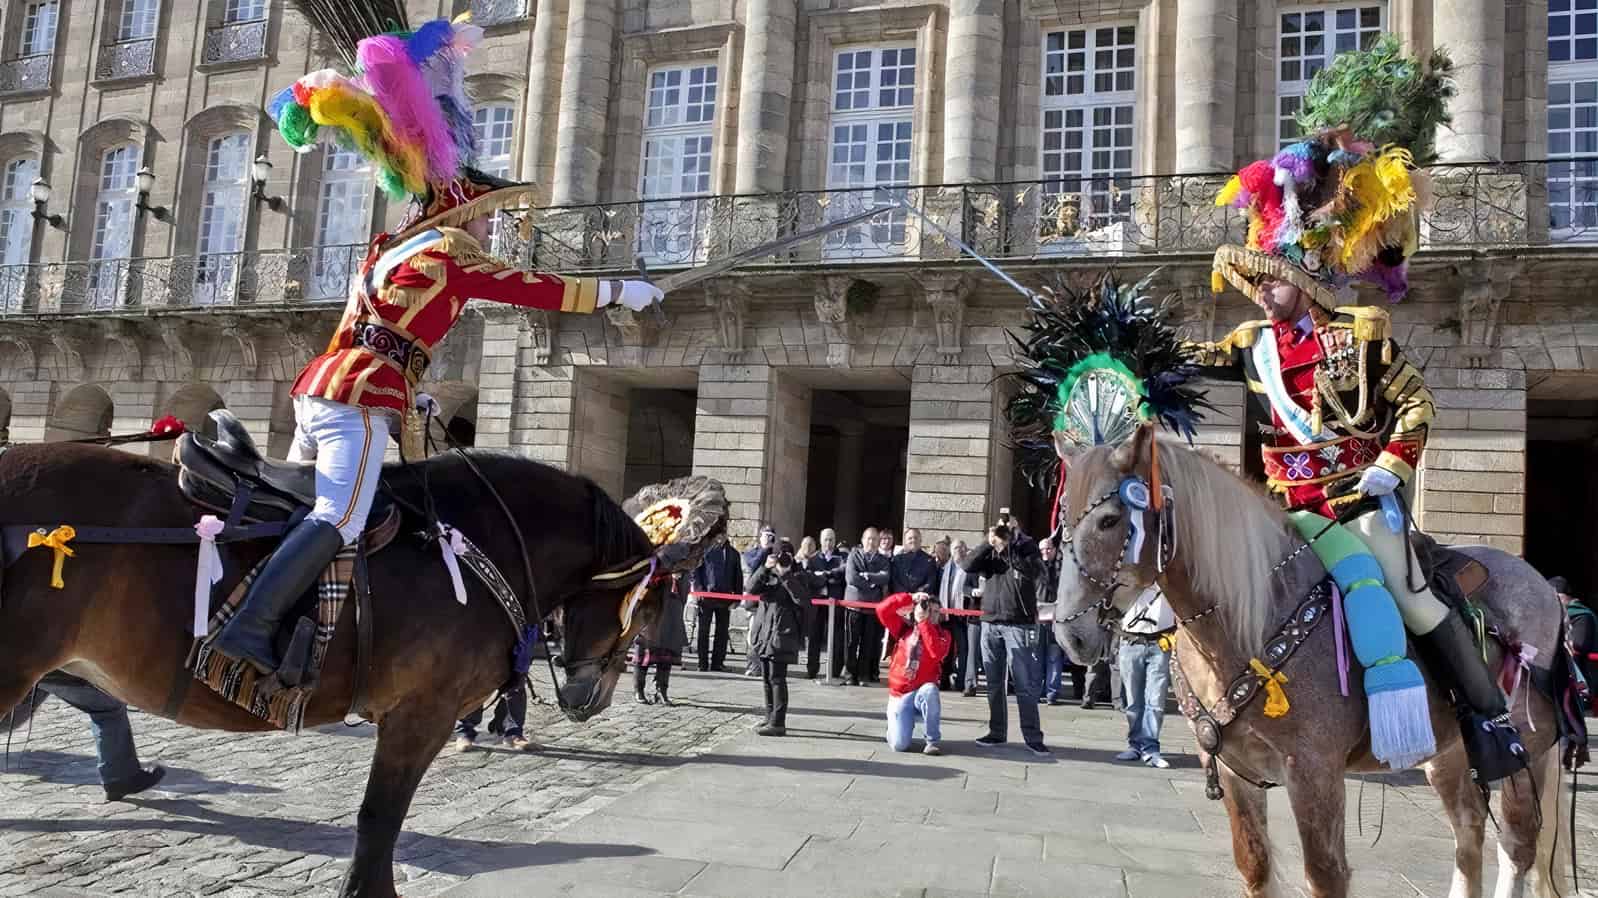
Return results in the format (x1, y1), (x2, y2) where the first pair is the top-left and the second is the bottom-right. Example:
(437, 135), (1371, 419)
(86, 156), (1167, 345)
(3, 666), (1598, 897)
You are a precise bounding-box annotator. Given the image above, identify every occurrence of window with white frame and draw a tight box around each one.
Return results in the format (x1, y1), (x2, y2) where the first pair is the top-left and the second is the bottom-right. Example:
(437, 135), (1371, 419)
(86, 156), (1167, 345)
(21, 0), (58, 55)
(0, 157), (36, 311)
(472, 103), (515, 179)
(223, 0), (265, 22)
(638, 63), (717, 264)
(826, 45), (915, 258)
(1276, 5), (1384, 145)
(312, 144), (372, 299)
(88, 143), (139, 307)
(117, 0), (158, 41)
(194, 132), (250, 304)
(1040, 24), (1136, 242)
(1549, 0), (1598, 237)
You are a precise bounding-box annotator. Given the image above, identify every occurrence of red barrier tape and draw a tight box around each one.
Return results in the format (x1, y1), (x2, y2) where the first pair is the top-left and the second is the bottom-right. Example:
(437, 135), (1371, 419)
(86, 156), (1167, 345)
(689, 592), (980, 617)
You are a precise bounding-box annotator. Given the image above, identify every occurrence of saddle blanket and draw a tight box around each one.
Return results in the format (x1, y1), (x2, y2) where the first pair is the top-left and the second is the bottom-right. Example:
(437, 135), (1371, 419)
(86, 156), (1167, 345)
(187, 545), (358, 732)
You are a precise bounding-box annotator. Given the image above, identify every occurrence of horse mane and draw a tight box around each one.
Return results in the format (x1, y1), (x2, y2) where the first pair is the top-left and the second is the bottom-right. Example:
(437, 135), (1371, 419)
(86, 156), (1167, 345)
(1156, 435), (1300, 656)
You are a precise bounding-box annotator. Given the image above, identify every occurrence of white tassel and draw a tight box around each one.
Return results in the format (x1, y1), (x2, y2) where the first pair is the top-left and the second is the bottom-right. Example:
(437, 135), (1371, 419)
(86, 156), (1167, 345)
(1368, 684), (1436, 770)
(194, 515), (226, 637)
(437, 525), (468, 605)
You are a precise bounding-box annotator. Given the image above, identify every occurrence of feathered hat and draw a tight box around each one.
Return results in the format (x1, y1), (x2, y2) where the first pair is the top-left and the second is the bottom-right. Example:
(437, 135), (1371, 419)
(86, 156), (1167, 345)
(269, 2), (534, 241)
(1004, 273), (1211, 488)
(1212, 35), (1455, 308)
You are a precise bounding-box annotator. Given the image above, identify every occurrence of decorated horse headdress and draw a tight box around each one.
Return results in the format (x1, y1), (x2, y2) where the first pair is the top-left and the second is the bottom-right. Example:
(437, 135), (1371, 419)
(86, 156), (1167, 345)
(269, 0), (534, 242)
(610, 476), (729, 632)
(1211, 35), (1455, 309)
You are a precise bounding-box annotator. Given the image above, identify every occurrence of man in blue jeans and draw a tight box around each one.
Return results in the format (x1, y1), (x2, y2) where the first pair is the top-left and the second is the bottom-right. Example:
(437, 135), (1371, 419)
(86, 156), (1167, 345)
(1115, 586), (1176, 769)
(960, 520), (1049, 756)
(6, 672), (166, 801)
(1034, 538), (1068, 705)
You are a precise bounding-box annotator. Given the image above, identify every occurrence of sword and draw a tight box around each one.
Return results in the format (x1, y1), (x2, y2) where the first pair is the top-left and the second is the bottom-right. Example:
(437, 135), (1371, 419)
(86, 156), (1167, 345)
(892, 197), (1039, 301)
(636, 203), (890, 295)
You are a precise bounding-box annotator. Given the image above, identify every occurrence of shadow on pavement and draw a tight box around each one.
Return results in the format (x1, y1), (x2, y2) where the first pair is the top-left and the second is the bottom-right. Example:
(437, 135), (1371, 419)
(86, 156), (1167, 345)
(530, 744), (961, 779)
(0, 796), (653, 874)
(2, 751), (284, 795)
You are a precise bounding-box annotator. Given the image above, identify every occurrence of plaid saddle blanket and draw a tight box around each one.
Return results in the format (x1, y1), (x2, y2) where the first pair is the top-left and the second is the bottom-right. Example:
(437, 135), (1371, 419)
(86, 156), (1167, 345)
(187, 545), (359, 733)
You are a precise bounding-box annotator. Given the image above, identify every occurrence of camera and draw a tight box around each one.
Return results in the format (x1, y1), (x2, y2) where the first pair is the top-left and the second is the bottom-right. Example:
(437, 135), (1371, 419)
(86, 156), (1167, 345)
(774, 538), (796, 569)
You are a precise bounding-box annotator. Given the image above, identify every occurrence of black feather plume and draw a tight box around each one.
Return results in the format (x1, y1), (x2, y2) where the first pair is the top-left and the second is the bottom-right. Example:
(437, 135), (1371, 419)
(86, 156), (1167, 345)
(288, 0), (409, 69)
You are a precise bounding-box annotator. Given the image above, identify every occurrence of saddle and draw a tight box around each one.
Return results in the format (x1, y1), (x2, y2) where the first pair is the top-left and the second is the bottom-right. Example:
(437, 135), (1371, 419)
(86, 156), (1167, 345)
(176, 410), (398, 549)
(1410, 531), (1490, 611)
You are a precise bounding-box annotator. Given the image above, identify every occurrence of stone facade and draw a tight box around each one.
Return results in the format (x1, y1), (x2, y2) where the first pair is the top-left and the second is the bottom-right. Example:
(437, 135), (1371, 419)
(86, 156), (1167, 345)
(0, 0), (1589, 563)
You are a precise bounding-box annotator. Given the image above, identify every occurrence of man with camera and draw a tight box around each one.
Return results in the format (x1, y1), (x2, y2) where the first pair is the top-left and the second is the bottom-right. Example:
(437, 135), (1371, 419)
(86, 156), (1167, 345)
(876, 591), (953, 755)
(746, 538), (813, 736)
(959, 511), (1050, 756)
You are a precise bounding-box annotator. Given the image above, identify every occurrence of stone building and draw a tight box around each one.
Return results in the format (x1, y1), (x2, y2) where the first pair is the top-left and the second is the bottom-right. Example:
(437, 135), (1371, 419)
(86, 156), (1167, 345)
(0, 0), (1592, 590)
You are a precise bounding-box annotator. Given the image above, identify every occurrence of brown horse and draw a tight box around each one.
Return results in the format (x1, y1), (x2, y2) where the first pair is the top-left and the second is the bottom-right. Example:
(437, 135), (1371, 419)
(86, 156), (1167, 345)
(0, 441), (678, 898)
(1053, 426), (1571, 898)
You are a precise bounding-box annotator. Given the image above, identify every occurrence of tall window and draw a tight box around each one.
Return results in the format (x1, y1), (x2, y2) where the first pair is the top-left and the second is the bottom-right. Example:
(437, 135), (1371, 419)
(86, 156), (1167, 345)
(1549, 0), (1598, 237)
(21, 0), (58, 55)
(472, 103), (515, 179)
(0, 157), (36, 311)
(312, 144), (372, 299)
(89, 144), (140, 308)
(826, 45), (915, 258)
(194, 132), (250, 305)
(638, 63), (717, 264)
(1276, 5), (1384, 145)
(117, 0), (158, 40)
(223, 0), (265, 22)
(1040, 24), (1136, 240)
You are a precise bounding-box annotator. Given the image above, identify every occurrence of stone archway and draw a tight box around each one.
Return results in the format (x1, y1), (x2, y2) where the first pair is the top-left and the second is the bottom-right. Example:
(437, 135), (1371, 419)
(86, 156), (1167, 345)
(426, 382), (479, 449)
(45, 384), (114, 442)
(162, 383), (227, 441)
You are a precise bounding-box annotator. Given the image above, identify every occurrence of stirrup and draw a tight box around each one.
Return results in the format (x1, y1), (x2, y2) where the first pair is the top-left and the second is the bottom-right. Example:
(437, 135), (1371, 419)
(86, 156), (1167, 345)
(1460, 710), (1529, 785)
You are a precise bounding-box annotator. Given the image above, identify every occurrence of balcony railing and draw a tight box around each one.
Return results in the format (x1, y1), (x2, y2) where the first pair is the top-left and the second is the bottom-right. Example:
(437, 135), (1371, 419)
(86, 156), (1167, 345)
(0, 162), (1582, 317)
(96, 38), (157, 81)
(469, 0), (531, 26)
(202, 18), (268, 65)
(0, 53), (52, 94)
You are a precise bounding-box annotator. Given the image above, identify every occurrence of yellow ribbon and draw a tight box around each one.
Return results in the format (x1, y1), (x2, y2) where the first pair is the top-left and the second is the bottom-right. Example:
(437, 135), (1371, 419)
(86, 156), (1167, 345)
(1249, 657), (1290, 719)
(27, 525), (76, 589)
(1158, 633), (1175, 653)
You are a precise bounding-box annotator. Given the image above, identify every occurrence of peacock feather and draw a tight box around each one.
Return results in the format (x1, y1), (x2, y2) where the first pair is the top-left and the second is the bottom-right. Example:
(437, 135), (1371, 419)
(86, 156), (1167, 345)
(1295, 34), (1455, 164)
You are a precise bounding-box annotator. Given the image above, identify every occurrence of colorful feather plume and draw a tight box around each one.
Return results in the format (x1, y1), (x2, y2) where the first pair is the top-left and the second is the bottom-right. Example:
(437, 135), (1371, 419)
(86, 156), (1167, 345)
(1003, 272), (1212, 489)
(1296, 34), (1455, 165)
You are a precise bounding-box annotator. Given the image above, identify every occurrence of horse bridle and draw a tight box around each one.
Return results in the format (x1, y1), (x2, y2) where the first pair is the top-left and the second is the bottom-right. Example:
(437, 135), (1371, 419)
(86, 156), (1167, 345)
(1056, 474), (1178, 627)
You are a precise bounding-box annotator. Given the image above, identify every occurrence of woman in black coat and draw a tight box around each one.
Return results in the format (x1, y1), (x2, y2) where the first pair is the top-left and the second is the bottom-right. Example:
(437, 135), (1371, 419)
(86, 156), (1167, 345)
(746, 539), (811, 736)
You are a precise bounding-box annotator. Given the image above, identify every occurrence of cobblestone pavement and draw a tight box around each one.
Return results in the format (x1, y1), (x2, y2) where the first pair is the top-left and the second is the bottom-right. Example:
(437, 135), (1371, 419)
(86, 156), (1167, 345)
(0, 666), (760, 898)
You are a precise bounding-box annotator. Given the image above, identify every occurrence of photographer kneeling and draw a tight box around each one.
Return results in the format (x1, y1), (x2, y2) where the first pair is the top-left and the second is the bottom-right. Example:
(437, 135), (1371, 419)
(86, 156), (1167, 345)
(746, 539), (813, 736)
(877, 591), (953, 755)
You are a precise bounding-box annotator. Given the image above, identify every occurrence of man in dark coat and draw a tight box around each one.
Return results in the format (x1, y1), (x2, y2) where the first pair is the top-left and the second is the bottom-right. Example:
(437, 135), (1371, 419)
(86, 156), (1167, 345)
(806, 528), (848, 679)
(691, 534), (743, 671)
(961, 519), (1050, 755)
(747, 540), (809, 736)
(844, 527), (891, 686)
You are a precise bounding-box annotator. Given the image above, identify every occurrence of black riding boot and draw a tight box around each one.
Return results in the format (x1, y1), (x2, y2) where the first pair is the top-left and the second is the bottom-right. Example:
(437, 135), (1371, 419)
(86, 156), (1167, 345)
(654, 662), (673, 706)
(1417, 611), (1528, 784)
(634, 664), (651, 704)
(213, 519), (344, 675)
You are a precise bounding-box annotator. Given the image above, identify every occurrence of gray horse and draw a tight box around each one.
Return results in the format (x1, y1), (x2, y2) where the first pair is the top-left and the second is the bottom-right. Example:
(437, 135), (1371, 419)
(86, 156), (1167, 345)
(1053, 426), (1572, 898)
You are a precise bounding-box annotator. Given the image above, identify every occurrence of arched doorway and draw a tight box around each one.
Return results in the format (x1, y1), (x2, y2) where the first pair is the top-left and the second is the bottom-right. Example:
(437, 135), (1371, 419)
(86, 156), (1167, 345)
(426, 382), (479, 449)
(162, 383), (227, 441)
(45, 384), (114, 442)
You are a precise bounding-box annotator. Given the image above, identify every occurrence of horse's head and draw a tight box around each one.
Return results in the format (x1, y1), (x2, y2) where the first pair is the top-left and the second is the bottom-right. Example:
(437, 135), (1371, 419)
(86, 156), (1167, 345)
(1053, 423), (1166, 664)
(552, 475), (727, 722)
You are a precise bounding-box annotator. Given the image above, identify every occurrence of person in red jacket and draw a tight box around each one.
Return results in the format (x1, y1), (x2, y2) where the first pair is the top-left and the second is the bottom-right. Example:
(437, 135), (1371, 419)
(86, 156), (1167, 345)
(877, 592), (952, 755)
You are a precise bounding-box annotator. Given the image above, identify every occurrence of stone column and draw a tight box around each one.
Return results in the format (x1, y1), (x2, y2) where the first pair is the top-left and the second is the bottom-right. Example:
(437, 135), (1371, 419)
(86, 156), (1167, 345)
(903, 363), (1000, 548)
(1432, 0), (1505, 161)
(691, 363), (811, 541)
(551, 0), (616, 205)
(507, 359), (632, 499)
(733, 0), (797, 194)
(832, 420), (865, 543)
(942, 0), (1002, 182)
(1172, 0), (1239, 172)
(522, 0), (567, 193)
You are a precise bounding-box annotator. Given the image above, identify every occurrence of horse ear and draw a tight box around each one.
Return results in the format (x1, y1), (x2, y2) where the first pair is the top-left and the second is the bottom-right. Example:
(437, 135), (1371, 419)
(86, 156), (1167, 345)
(1110, 422), (1156, 474)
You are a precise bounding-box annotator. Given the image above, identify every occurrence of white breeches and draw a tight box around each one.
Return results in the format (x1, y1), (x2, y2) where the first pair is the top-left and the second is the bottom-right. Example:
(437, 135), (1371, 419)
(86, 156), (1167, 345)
(287, 395), (392, 545)
(1348, 511), (1452, 635)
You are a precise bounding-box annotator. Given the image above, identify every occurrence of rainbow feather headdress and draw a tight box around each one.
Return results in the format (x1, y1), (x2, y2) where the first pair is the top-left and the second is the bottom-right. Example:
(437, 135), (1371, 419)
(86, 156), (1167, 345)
(1212, 35), (1455, 308)
(268, 16), (534, 240)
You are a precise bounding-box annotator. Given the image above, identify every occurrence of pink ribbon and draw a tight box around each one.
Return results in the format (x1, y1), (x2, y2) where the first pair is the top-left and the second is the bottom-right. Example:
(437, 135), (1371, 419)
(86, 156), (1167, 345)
(437, 525), (468, 605)
(1331, 582), (1349, 698)
(193, 515), (225, 637)
(1501, 642), (1539, 732)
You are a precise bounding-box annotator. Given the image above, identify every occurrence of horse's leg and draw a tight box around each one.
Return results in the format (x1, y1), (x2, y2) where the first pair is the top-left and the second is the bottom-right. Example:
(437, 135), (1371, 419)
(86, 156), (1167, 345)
(1491, 760), (1547, 898)
(338, 705), (455, 898)
(1425, 744), (1487, 898)
(1219, 767), (1278, 898)
(1530, 748), (1569, 898)
(1284, 757), (1350, 898)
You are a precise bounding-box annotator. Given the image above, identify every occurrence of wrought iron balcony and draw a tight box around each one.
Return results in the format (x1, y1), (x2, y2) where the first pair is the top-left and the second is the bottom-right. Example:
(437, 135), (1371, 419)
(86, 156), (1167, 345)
(469, 0), (531, 27)
(0, 53), (52, 95)
(95, 38), (157, 81)
(201, 18), (268, 66)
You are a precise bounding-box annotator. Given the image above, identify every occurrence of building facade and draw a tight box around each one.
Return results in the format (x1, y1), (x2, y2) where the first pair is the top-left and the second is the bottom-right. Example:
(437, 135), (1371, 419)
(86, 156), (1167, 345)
(0, 0), (1592, 590)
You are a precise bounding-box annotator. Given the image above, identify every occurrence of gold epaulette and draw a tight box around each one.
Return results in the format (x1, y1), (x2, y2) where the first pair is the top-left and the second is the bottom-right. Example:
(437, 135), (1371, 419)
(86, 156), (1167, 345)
(1225, 320), (1269, 350)
(434, 226), (492, 266)
(1334, 305), (1391, 343)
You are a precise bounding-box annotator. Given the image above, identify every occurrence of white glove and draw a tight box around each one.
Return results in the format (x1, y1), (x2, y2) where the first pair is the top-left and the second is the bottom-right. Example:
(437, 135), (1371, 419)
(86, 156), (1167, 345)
(414, 392), (440, 418)
(598, 279), (665, 312)
(1356, 466), (1401, 497)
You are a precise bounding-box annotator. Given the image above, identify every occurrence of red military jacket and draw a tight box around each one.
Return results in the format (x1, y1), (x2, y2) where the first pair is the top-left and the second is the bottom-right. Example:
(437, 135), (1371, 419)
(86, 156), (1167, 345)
(1193, 305), (1434, 517)
(293, 227), (602, 415)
